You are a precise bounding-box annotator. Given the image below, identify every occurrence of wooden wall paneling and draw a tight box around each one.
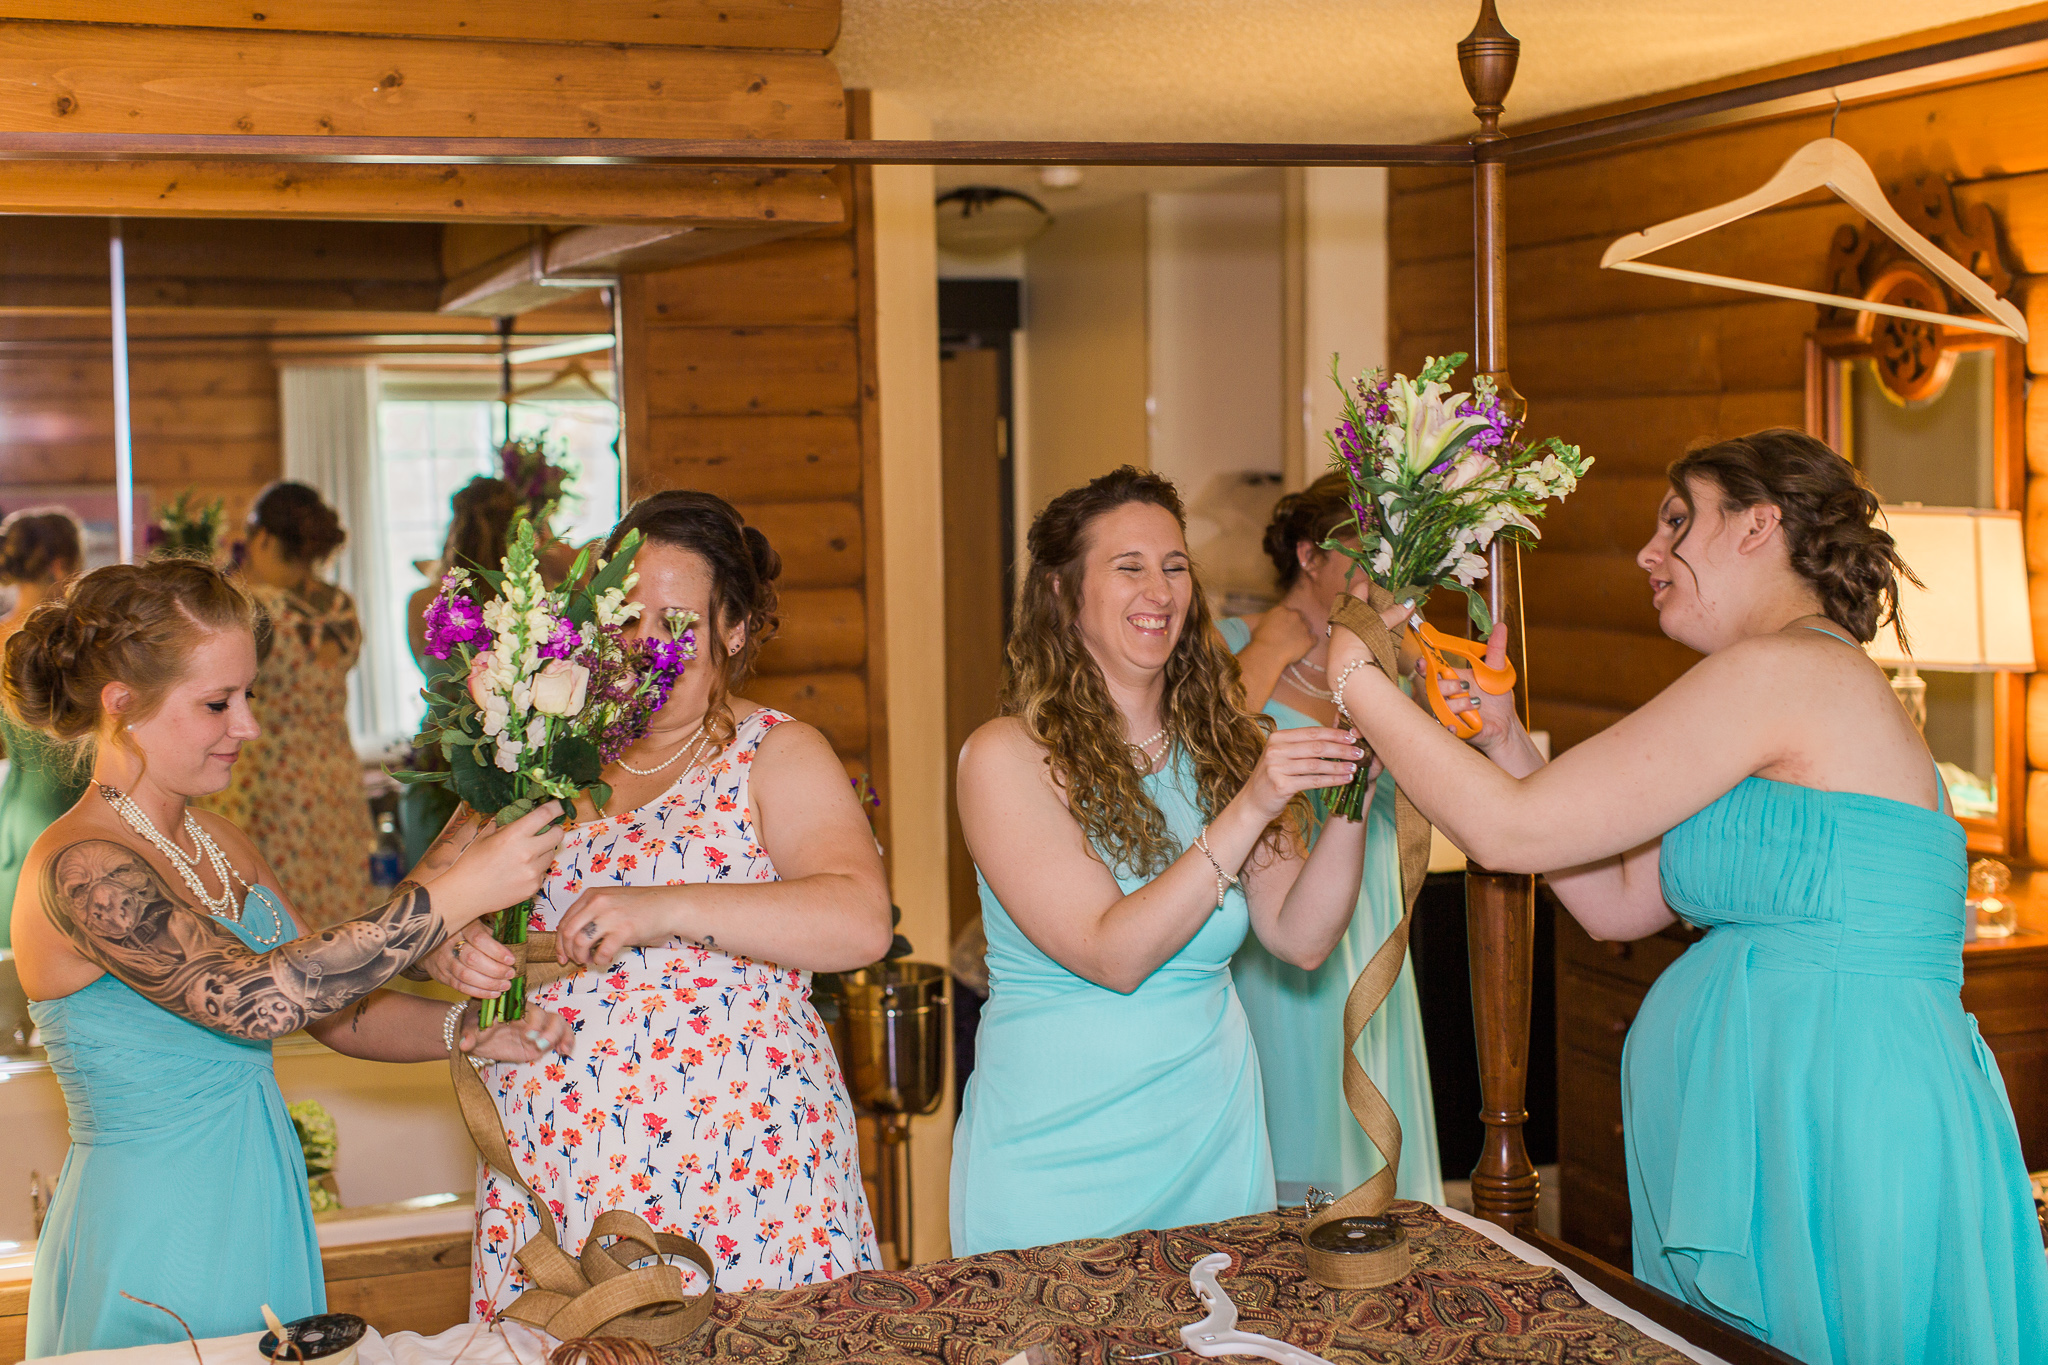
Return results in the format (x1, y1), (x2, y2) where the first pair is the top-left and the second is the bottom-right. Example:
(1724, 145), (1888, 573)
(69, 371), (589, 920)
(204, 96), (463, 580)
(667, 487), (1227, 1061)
(1400, 67), (2048, 263)
(1519, 393), (1809, 474)
(636, 415), (862, 503)
(0, 162), (846, 226)
(639, 238), (860, 326)
(639, 327), (861, 418)
(1521, 552), (1664, 634)
(749, 671), (868, 756)
(730, 500), (862, 588)
(9, 1), (845, 51)
(1399, 300), (1812, 402)
(752, 587), (865, 674)
(1393, 198), (1864, 335)
(0, 22), (845, 140)
(1531, 700), (1634, 756)
(1525, 627), (1701, 713)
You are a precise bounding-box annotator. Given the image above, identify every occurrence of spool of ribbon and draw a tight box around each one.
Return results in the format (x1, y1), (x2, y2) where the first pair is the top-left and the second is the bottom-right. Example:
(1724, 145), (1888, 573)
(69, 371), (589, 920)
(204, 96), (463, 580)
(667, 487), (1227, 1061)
(449, 933), (718, 1346)
(1306, 585), (1438, 1290)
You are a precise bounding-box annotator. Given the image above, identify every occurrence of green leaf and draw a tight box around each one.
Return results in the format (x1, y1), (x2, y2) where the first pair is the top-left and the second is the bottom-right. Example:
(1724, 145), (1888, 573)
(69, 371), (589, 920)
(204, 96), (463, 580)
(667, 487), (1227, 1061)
(449, 740), (517, 817)
(554, 735), (604, 787)
(388, 769), (449, 788)
(885, 933), (914, 961)
(587, 781), (613, 815)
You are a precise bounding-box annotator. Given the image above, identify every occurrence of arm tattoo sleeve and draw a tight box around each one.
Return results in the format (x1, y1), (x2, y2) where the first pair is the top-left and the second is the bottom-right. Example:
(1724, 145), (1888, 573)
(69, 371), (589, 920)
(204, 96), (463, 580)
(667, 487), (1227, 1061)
(41, 840), (448, 1041)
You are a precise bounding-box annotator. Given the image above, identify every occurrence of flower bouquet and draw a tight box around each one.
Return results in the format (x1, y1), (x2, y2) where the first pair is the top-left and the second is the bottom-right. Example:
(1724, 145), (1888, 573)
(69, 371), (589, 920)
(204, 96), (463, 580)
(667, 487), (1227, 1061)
(1322, 351), (1590, 819)
(396, 513), (696, 1024)
(147, 488), (226, 562)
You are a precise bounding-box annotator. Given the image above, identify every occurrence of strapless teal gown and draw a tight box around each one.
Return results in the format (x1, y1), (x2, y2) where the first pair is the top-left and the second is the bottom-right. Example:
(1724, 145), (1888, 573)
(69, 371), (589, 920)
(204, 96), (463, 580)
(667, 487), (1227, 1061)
(25, 887), (324, 1357)
(1216, 616), (1440, 1204)
(1631, 776), (2048, 1363)
(0, 714), (87, 948)
(950, 750), (1275, 1254)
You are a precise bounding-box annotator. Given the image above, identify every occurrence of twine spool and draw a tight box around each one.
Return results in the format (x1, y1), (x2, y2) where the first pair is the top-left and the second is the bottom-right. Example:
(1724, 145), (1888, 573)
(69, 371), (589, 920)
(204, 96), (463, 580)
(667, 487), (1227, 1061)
(1303, 1216), (1412, 1290)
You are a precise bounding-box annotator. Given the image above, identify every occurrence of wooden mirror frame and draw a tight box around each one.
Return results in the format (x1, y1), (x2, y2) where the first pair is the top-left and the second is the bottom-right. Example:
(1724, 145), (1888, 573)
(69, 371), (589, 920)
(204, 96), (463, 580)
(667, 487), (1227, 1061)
(1805, 323), (2029, 857)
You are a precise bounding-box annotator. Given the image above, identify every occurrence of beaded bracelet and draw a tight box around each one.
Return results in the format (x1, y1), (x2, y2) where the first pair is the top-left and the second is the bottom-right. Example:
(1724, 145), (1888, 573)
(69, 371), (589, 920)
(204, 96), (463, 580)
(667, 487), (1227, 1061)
(1329, 658), (1376, 728)
(442, 1001), (470, 1056)
(1193, 826), (1242, 910)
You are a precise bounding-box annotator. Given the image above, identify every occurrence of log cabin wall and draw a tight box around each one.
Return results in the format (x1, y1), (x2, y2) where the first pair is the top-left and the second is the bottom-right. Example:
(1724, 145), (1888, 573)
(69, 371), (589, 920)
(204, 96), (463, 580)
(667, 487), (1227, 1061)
(0, 329), (280, 532)
(1389, 67), (2048, 762)
(617, 161), (886, 814)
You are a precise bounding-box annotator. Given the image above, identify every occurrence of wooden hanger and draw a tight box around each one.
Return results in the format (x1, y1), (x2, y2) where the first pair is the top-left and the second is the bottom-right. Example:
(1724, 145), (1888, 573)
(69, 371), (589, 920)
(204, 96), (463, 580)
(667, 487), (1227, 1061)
(1600, 137), (2028, 342)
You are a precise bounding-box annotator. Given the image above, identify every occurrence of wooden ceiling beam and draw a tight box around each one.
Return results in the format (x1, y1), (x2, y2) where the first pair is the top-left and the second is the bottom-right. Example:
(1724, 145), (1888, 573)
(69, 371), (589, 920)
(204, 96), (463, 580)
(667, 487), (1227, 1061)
(0, 1), (842, 52)
(439, 221), (819, 315)
(0, 21), (844, 140)
(0, 162), (845, 224)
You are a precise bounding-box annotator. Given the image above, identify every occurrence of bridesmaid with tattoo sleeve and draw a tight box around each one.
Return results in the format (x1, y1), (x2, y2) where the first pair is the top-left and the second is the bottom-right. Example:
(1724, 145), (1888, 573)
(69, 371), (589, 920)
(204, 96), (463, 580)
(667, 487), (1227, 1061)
(5, 559), (570, 1358)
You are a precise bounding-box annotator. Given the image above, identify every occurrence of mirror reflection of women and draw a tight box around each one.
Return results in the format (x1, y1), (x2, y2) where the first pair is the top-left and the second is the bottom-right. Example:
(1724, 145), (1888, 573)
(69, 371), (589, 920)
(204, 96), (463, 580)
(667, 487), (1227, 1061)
(1327, 430), (2048, 1364)
(951, 467), (1382, 1256)
(197, 482), (371, 932)
(6, 558), (568, 1358)
(411, 490), (892, 1299)
(0, 509), (85, 947)
(1217, 471), (1442, 1206)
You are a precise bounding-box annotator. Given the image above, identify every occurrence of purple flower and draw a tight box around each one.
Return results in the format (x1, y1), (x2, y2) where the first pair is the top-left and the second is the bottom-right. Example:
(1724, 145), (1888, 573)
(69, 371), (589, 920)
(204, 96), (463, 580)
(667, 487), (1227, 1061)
(537, 616), (581, 662)
(423, 592), (491, 660)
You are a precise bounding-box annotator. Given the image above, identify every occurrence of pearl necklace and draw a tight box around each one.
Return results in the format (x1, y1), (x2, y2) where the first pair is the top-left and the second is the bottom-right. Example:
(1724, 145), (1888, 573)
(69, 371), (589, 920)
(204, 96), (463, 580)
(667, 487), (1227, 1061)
(616, 722), (711, 777)
(97, 785), (268, 941)
(1128, 727), (1170, 771)
(1283, 661), (1336, 701)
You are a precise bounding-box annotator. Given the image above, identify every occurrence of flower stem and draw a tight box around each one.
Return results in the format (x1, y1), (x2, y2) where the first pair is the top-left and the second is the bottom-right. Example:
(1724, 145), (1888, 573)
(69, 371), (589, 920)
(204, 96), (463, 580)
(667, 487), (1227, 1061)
(482, 900), (532, 1027)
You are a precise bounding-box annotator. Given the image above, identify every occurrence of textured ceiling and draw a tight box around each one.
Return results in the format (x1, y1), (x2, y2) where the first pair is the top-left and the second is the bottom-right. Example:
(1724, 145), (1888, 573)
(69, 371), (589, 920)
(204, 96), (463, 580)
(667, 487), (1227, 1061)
(834, 0), (2024, 144)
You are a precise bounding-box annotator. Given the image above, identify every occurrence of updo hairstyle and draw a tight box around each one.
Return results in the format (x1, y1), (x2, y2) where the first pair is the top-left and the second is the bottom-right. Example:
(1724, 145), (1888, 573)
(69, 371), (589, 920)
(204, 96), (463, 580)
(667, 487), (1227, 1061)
(1262, 471), (1357, 591)
(0, 508), (83, 586)
(3, 558), (261, 760)
(250, 481), (346, 565)
(1667, 428), (1921, 646)
(604, 490), (782, 747)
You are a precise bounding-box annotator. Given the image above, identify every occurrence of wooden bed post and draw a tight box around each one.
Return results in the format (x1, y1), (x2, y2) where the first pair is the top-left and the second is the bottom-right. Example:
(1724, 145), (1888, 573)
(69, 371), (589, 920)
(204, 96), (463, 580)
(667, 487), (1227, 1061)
(1459, 0), (1541, 1234)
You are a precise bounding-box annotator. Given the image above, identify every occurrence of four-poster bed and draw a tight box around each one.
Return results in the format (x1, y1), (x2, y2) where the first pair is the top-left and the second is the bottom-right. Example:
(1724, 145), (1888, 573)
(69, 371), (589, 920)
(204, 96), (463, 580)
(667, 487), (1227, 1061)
(7, 7), (2038, 1362)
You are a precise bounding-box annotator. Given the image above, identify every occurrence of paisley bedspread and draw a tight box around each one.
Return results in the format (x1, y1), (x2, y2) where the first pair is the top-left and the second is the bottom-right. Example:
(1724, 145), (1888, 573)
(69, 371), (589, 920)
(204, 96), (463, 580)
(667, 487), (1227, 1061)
(684, 1203), (1694, 1363)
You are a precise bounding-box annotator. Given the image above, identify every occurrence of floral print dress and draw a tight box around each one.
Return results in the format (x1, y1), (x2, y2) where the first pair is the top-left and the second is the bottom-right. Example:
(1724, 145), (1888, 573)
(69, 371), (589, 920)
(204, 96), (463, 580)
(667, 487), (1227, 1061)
(471, 707), (880, 1313)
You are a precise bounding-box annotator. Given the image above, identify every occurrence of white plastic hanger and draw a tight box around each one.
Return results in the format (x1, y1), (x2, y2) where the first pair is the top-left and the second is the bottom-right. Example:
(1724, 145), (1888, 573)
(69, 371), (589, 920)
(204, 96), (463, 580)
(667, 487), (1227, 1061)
(1600, 136), (2028, 342)
(1178, 1253), (1335, 1365)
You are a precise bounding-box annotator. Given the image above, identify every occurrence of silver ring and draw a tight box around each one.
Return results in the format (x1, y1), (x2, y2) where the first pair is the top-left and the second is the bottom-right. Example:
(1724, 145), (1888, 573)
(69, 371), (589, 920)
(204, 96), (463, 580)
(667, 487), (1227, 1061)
(524, 1029), (545, 1046)
(452, 942), (462, 960)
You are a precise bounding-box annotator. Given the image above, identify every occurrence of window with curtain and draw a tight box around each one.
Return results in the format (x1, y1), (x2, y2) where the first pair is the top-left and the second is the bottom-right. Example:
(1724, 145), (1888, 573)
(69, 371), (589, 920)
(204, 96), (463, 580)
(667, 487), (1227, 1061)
(374, 375), (621, 740)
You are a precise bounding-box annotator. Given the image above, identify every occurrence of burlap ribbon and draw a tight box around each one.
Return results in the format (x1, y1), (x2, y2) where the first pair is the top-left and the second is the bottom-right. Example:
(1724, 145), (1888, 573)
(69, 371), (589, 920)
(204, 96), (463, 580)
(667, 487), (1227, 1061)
(1307, 586), (1435, 1287)
(449, 932), (719, 1346)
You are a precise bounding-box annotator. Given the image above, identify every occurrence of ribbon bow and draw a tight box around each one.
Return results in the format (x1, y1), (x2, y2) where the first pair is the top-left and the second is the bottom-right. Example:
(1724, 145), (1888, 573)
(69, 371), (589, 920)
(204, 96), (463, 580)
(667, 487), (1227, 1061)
(450, 931), (716, 1347)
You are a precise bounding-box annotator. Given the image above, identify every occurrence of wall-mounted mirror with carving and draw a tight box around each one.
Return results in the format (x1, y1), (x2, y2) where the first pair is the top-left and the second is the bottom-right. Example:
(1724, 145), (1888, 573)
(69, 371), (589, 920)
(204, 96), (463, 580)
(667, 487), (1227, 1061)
(1805, 176), (2030, 856)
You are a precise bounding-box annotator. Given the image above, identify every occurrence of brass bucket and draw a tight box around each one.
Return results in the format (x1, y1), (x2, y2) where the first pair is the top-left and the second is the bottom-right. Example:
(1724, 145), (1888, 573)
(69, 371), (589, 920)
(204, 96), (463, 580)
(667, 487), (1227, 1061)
(833, 961), (948, 1117)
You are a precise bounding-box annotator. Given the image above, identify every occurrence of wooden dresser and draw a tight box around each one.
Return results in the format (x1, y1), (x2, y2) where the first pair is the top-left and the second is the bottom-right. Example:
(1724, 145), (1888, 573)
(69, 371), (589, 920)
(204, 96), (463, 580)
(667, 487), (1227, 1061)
(1554, 878), (2048, 1265)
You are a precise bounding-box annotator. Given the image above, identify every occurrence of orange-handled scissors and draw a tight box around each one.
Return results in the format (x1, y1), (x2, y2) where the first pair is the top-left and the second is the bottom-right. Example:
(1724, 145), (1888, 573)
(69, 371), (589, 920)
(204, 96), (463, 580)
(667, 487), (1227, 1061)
(1410, 617), (1516, 740)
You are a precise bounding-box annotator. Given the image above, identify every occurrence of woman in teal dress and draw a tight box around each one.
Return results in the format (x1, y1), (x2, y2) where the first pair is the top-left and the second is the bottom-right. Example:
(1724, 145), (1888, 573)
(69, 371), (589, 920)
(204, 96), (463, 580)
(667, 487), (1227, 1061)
(0, 509), (87, 948)
(6, 558), (574, 1357)
(1325, 428), (2048, 1364)
(1218, 473), (1442, 1206)
(952, 467), (1381, 1255)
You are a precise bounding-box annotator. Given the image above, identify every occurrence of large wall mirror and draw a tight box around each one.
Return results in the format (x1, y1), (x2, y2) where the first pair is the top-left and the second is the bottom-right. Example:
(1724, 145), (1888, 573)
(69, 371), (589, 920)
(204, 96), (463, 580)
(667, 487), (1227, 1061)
(1809, 293), (2028, 856)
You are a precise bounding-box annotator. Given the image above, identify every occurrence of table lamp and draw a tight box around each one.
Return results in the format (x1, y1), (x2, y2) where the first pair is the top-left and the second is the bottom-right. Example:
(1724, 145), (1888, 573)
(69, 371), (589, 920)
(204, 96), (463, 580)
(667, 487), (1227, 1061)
(1866, 505), (2035, 729)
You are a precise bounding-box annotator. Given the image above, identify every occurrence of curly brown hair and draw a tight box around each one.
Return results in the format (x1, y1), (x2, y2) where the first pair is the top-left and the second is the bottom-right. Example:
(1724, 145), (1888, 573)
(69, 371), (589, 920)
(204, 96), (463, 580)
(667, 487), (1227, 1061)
(1002, 466), (1282, 878)
(1667, 428), (1921, 647)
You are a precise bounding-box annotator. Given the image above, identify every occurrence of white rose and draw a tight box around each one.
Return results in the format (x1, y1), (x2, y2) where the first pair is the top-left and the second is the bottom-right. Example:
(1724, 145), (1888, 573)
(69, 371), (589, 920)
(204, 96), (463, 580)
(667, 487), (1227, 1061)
(531, 658), (590, 716)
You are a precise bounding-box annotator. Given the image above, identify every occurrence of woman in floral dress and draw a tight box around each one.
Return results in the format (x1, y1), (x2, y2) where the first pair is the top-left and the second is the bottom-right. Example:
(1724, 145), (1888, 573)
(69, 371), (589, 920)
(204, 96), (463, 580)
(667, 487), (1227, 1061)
(416, 490), (892, 1302)
(198, 482), (372, 931)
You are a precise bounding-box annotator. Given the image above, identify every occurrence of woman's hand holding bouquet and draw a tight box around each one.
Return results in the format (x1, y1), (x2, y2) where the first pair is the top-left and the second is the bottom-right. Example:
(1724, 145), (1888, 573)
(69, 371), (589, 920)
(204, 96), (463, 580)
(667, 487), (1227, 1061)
(395, 513), (696, 1023)
(1318, 352), (1589, 818)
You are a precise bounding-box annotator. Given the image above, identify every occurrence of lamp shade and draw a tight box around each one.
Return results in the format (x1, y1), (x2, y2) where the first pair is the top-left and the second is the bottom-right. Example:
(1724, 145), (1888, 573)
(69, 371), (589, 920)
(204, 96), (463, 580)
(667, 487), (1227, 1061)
(1867, 505), (2035, 671)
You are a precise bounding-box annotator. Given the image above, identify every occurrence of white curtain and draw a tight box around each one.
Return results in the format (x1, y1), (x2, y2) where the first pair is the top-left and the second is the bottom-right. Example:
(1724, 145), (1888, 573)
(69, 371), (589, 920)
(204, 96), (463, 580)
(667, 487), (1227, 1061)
(278, 365), (403, 753)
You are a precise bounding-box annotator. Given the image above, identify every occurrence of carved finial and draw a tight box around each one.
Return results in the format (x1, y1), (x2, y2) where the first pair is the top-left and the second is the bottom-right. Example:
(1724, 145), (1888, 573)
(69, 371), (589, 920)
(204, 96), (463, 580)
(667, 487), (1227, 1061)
(1458, 0), (1521, 142)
